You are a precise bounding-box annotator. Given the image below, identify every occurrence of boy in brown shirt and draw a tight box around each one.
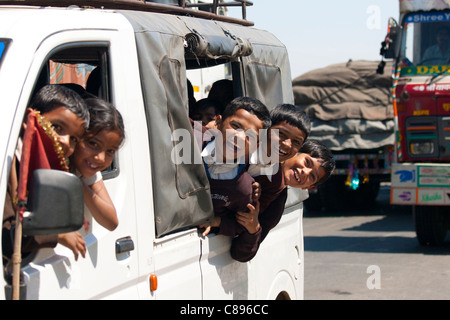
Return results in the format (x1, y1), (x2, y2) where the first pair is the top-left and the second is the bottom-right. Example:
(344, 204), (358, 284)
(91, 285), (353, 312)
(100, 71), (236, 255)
(199, 97), (271, 237)
(3, 85), (90, 267)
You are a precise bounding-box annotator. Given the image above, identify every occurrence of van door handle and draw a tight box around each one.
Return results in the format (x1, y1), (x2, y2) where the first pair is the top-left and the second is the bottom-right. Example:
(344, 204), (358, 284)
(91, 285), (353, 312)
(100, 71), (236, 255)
(115, 236), (135, 254)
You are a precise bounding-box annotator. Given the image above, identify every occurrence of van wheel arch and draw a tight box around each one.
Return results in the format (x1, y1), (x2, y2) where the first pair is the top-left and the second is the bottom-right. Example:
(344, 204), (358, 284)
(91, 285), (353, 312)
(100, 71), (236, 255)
(275, 291), (291, 300)
(267, 271), (297, 300)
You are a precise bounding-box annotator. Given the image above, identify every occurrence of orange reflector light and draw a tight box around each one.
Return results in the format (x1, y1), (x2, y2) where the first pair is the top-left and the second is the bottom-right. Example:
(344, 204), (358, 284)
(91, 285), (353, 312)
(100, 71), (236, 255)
(150, 274), (158, 292)
(407, 126), (436, 131)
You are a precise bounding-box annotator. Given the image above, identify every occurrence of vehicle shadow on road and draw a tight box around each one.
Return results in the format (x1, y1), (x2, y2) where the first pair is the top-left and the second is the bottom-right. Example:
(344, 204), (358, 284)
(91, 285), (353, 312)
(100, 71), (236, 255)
(304, 234), (450, 255)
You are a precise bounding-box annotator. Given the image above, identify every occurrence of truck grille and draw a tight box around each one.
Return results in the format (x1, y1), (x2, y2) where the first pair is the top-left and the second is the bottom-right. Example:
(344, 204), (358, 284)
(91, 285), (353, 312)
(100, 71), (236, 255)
(406, 117), (439, 157)
(406, 116), (450, 159)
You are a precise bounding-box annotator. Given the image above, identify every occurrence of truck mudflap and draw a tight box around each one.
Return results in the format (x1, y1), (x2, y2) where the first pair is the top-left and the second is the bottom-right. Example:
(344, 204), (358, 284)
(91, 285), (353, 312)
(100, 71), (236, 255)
(391, 163), (450, 206)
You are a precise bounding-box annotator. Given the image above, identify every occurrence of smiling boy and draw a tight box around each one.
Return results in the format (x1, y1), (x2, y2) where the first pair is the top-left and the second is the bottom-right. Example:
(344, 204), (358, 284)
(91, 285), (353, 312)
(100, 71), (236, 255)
(247, 104), (311, 212)
(29, 85), (89, 158)
(249, 104), (311, 178)
(199, 97), (271, 236)
(231, 140), (335, 262)
(283, 152), (326, 189)
(217, 104), (311, 240)
(3, 84), (90, 264)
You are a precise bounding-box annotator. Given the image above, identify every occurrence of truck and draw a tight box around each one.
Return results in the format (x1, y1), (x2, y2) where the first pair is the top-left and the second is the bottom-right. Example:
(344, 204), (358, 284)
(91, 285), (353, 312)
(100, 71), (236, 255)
(0, 0), (307, 300)
(292, 60), (395, 211)
(380, 0), (450, 246)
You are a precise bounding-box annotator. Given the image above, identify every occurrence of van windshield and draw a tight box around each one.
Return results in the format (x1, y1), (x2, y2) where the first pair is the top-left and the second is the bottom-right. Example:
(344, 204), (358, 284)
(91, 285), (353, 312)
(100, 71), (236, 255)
(0, 39), (10, 67)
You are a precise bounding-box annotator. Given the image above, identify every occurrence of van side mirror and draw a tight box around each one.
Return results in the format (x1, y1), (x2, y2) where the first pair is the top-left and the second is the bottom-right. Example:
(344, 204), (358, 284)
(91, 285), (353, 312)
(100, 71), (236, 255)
(380, 18), (402, 59)
(380, 26), (400, 59)
(22, 169), (84, 236)
(380, 18), (400, 59)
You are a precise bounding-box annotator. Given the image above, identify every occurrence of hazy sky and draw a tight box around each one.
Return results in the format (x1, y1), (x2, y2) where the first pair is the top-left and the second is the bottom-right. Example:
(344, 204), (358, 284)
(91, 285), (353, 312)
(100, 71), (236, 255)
(228, 1), (399, 78)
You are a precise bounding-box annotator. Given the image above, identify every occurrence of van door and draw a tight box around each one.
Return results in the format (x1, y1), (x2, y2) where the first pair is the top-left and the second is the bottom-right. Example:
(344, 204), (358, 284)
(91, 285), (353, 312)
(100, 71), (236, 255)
(5, 28), (142, 299)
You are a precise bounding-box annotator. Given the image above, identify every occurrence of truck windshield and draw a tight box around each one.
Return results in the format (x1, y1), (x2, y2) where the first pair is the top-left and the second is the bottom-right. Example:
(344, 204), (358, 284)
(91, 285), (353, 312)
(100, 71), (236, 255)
(0, 39), (10, 68)
(400, 11), (450, 72)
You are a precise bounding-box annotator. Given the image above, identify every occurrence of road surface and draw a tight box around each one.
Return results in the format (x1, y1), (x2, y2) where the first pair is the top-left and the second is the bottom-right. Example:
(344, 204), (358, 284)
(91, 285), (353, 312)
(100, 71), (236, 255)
(303, 184), (450, 300)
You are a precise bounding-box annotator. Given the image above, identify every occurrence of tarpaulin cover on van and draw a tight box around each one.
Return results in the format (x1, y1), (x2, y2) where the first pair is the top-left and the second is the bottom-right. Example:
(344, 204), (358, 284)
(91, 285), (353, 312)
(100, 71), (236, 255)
(119, 10), (294, 237)
(219, 19), (295, 108)
(293, 60), (394, 151)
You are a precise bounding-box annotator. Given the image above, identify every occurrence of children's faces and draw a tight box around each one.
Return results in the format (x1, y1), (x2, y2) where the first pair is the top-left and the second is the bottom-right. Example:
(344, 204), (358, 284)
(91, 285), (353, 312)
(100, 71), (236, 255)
(215, 109), (263, 161)
(283, 153), (326, 189)
(73, 129), (122, 178)
(44, 106), (85, 158)
(191, 106), (217, 127)
(270, 121), (306, 162)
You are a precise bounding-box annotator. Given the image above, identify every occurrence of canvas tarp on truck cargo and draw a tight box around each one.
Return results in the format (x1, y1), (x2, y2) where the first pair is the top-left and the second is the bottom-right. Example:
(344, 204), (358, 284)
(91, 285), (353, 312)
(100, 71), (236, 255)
(293, 60), (395, 151)
(119, 10), (293, 237)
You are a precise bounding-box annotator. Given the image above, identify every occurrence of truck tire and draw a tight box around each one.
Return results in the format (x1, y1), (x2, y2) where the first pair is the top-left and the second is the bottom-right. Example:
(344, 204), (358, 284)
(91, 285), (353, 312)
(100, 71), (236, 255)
(413, 206), (448, 246)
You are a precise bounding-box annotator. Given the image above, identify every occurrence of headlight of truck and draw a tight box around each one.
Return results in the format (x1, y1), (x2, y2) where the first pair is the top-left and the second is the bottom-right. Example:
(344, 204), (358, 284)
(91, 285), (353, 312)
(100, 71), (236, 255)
(410, 141), (434, 155)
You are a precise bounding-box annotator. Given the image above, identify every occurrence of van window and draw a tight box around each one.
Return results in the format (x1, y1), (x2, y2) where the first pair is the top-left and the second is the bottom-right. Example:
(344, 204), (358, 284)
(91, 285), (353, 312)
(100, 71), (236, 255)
(36, 44), (119, 180)
(49, 61), (95, 89)
(43, 44), (110, 101)
(187, 63), (232, 101)
(2, 43), (119, 270)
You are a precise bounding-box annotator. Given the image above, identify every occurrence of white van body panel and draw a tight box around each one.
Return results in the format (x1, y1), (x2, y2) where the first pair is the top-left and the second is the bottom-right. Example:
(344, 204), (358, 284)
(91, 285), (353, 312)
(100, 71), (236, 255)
(0, 5), (305, 300)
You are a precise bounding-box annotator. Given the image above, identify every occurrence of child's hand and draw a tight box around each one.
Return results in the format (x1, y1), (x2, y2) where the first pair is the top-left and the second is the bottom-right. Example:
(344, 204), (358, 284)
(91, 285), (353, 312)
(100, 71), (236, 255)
(198, 216), (221, 237)
(236, 201), (260, 235)
(252, 182), (261, 202)
(57, 232), (86, 261)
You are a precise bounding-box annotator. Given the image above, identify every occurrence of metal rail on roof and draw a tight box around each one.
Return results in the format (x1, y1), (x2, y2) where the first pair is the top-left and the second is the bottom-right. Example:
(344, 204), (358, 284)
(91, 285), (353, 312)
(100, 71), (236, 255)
(180, 0), (252, 20)
(0, 0), (254, 26)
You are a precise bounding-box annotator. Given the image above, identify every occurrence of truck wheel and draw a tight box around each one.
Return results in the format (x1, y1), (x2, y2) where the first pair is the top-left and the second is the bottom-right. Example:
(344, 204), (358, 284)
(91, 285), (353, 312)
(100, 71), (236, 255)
(413, 206), (448, 246)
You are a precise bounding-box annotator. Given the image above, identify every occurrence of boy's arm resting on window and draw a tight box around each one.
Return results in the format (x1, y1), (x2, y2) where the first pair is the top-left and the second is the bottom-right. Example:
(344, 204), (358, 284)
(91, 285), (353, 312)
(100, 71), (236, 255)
(235, 202), (260, 235)
(229, 227), (261, 262)
(82, 179), (118, 231)
(230, 188), (288, 262)
(217, 213), (247, 237)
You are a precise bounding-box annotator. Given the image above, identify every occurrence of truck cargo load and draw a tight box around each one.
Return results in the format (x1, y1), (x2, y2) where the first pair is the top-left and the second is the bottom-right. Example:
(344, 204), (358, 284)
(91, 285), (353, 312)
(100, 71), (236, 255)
(293, 60), (395, 211)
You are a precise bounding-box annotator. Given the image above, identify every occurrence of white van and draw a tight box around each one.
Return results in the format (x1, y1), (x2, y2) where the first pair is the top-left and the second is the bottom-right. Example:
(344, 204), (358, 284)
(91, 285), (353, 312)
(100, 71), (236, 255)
(0, 0), (307, 300)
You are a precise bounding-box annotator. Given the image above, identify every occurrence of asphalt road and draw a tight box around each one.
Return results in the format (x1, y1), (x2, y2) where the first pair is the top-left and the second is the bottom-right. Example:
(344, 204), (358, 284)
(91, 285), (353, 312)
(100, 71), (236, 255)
(303, 184), (450, 300)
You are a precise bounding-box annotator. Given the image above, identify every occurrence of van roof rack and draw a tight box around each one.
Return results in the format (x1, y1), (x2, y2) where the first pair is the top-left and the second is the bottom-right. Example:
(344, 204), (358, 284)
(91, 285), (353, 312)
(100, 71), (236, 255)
(0, 0), (254, 26)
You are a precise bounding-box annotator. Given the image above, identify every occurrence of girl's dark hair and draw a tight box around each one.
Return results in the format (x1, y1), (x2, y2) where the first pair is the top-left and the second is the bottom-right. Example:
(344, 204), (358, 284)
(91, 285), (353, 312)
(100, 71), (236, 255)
(300, 140), (335, 186)
(84, 98), (125, 143)
(270, 104), (311, 139)
(221, 97), (272, 129)
(190, 98), (221, 118)
(208, 79), (234, 114)
(30, 84), (90, 128)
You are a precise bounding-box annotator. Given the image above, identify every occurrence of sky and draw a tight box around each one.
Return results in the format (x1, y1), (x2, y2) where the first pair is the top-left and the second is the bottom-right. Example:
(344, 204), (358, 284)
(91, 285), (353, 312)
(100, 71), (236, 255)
(228, 1), (399, 78)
